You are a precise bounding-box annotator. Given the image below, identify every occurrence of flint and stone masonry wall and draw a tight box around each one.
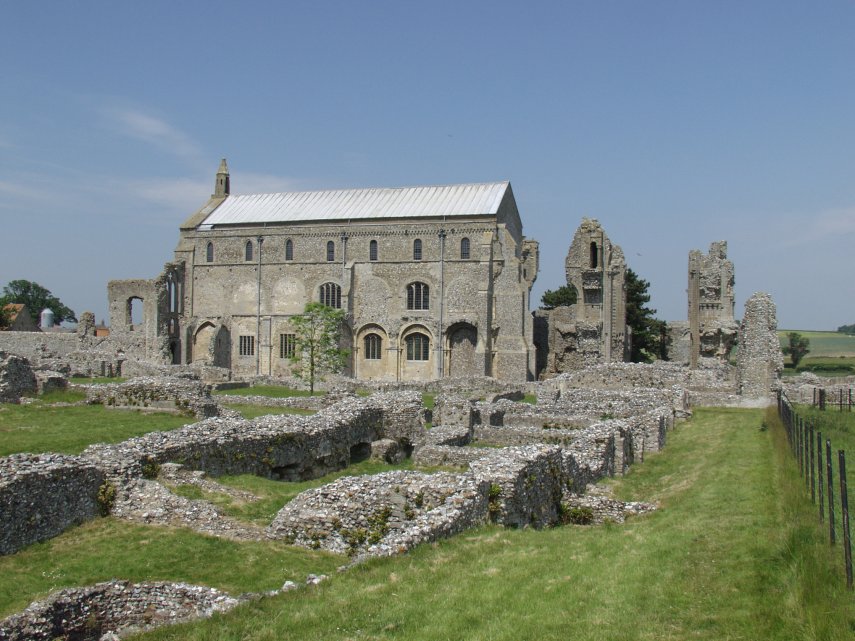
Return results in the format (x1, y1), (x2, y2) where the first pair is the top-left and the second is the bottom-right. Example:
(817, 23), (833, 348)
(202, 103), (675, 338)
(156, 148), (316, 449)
(0, 454), (106, 555)
(736, 292), (784, 399)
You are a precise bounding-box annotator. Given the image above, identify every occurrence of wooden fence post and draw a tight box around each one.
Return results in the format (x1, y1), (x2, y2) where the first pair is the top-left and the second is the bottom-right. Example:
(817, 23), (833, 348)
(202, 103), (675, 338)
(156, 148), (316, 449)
(839, 450), (852, 589)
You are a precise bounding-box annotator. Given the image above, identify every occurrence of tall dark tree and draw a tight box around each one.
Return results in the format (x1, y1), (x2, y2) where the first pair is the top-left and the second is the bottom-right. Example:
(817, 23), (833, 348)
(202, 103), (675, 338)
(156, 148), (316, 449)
(782, 332), (810, 368)
(0, 280), (77, 326)
(540, 284), (577, 310)
(625, 268), (666, 362)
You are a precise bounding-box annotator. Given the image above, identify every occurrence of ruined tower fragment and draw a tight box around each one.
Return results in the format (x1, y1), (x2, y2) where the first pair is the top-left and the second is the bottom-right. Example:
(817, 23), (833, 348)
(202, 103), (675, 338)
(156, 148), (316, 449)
(534, 218), (628, 377)
(736, 292), (784, 399)
(669, 241), (738, 367)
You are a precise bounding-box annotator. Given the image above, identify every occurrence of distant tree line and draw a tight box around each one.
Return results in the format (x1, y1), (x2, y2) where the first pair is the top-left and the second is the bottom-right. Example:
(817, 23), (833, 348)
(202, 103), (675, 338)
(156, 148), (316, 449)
(838, 324), (855, 335)
(0, 279), (76, 327)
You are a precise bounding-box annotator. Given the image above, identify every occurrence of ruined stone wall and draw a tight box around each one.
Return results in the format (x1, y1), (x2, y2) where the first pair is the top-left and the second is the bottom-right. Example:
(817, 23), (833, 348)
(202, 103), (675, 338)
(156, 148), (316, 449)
(0, 581), (241, 641)
(0, 351), (37, 403)
(680, 241), (739, 367)
(537, 218), (628, 378)
(85, 377), (221, 419)
(0, 454), (105, 555)
(736, 292), (784, 399)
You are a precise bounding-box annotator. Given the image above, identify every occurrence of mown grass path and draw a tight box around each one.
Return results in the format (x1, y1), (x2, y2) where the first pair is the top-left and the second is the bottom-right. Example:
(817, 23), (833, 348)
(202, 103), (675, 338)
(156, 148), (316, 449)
(135, 408), (855, 641)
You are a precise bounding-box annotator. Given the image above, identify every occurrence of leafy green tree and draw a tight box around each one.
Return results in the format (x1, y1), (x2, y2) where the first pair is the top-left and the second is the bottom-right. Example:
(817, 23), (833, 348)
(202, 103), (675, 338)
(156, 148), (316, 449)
(540, 284), (577, 310)
(838, 324), (855, 335)
(0, 305), (9, 329)
(625, 268), (667, 362)
(782, 332), (810, 368)
(0, 280), (76, 326)
(289, 302), (349, 394)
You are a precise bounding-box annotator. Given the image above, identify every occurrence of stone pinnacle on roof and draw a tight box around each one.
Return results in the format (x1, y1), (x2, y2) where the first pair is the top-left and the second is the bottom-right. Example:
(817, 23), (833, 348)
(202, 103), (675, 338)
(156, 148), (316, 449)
(214, 158), (230, 198)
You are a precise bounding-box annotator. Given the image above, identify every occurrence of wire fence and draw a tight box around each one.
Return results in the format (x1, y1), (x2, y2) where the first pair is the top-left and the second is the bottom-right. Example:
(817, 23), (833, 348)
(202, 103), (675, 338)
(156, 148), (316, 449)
(812, 387), (854, 412)
(778, 391), (853, 589)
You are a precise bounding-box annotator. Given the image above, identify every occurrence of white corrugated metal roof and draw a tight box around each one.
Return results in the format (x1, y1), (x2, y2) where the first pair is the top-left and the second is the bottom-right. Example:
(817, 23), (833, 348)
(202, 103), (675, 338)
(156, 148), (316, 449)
(199, 181), (510, 227)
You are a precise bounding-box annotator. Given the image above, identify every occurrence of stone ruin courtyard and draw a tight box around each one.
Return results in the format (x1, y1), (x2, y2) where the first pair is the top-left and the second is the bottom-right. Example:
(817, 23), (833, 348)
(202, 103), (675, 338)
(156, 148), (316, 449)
(3, 325), (840, 639)
(0, 280), (841, 639)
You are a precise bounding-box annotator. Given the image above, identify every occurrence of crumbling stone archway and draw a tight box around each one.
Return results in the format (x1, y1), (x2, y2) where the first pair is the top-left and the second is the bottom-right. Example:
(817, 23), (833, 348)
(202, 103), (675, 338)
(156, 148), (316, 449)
(126, 297), (144, 331)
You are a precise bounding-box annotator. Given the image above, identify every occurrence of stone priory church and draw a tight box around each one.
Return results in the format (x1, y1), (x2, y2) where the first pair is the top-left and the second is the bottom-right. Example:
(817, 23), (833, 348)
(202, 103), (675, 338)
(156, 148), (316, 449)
(109, 160), (540, 382)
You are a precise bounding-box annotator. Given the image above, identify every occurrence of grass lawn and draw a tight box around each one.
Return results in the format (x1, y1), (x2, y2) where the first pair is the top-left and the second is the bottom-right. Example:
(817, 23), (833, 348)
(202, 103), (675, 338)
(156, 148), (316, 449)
(0, 399), (193, 456)
(213, 386), (323, 398)
(131, 407), (855, 641)
(169, 459), (417, 526)
(0, 519), (343, 619)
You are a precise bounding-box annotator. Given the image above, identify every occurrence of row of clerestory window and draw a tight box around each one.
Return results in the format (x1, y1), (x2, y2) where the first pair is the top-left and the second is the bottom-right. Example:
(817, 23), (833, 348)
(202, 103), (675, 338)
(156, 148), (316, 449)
(204, 238), (472, 263)
(315, 282), (429, 311)
(243, 331), (429, 362)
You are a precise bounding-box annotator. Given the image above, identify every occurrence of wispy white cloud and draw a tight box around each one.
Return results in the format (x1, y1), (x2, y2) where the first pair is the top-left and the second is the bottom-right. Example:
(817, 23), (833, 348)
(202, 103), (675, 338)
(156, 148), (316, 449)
(775, 206), (855, 248)
(100, 105), (203, 162)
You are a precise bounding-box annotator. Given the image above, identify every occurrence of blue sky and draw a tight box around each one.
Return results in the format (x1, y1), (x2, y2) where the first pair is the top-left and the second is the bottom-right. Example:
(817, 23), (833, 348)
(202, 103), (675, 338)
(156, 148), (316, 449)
(2, 1), (853, 329)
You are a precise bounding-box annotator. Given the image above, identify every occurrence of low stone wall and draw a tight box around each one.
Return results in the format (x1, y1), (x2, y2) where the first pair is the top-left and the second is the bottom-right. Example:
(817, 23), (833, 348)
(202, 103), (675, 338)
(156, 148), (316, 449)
(0, 580), (242, 640)
(85, 376), (220, 419)
(268, 470), (489, 558)
(470, 445), (564, 528)
(0, 453), (106, 555)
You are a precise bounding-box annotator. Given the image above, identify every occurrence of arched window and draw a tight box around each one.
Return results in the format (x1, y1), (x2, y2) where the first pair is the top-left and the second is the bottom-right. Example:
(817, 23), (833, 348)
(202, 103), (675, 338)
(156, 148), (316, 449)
(327, 240), (335, 262)
(413, 238), (422, 261)
(285, 239), (294, 261)
(406, 332), (430, 361)
(319, 282), (342, 309)
(407, 282), (429, 310)
(369, 239), (378, 261)
(206, 242), (214, 263)
(245, 240), (254, 262)
(364, 333), (382, 359)
(590, 241), (598, 268)
(460, 237), (470, 260)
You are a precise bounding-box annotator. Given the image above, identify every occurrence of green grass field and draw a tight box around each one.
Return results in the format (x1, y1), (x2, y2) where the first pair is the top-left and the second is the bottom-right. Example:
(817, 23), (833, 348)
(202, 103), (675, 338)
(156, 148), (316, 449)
(0, 394), (193, 456)
(4, 396), (855, 639)
(779, 330), (855, 358)
(129, 407), (855, 641)
(778, 330), (855, 375)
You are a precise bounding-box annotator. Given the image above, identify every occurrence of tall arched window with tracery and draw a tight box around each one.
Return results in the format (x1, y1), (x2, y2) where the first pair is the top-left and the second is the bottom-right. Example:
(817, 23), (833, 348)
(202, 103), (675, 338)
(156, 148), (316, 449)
(285, 239), (294, 261)
(245, 240), (254, 262)
(406, 282), (429, 310)
(405, 332), (430, 361)
(319, 282), (342, 308)
(206, 242), (214, 262)
(369, 239), (378, 261)
(364, 333), (382, 359)
(413, 239), (422, 261)
(327, 240), (335, 262)
(460, 237), (470, 259)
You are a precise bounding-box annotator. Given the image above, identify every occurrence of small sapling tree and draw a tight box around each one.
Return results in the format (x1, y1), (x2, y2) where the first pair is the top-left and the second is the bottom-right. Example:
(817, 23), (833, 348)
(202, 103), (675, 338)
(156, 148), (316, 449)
(782, 332), (810, 368)
(290, 302), (349, 394)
